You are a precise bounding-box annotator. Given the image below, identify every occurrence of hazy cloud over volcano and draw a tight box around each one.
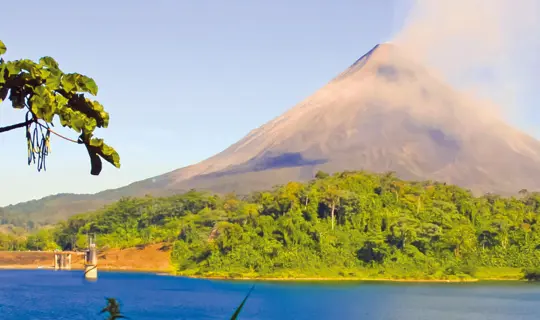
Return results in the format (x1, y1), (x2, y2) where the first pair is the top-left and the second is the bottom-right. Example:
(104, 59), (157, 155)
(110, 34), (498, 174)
(392, 0), (540, 117)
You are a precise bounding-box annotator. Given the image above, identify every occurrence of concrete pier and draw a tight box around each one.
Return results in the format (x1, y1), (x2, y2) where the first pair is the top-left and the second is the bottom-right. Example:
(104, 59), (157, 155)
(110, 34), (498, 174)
(54, 252), (72, 270)
(84, 234), (98, 280)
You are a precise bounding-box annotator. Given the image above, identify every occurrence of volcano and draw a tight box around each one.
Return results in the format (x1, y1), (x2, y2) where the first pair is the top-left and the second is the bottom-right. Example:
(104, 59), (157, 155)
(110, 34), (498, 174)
(136, 42), (540, 196)
(5, 43), (540, 221)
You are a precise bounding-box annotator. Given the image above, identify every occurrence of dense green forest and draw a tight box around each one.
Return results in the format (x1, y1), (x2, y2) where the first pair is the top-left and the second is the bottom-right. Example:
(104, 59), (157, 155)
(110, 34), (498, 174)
(2, 170), (540, 280)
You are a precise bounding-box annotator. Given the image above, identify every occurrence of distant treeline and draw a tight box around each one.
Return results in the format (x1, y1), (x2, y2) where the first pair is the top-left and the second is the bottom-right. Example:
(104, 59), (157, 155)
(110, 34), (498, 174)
(0, 208), (49, 230)
(3, 170), (540, 280)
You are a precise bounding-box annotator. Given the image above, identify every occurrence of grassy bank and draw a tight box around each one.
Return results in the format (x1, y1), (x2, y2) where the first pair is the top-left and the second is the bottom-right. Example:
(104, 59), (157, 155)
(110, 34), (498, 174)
(173, 267), (527, 282)
(473, 267), (525, 280)
(184, 274), (480, 282)
(0, 262), (529, 283)
(1, 247), (529, 283)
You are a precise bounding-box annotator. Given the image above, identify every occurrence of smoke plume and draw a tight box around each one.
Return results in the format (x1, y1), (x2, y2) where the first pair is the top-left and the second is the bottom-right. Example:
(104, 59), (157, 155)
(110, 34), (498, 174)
(392, 0), (540, 117)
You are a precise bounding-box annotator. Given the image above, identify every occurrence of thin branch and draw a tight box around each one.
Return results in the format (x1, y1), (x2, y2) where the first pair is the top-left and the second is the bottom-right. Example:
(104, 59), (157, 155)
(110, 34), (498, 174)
(52, 130), (80, 144)
(0, 117), (80, 144)
(37, 122), (81, 144)
(0, 119), (33, 133)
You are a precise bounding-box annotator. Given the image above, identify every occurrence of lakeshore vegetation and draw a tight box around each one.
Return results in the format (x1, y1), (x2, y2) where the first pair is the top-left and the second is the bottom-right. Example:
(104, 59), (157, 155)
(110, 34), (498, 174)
(2, 170), (540, 280)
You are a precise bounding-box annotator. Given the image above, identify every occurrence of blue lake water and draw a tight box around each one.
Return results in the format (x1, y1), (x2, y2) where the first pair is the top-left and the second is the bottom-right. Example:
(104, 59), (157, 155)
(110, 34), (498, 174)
(0, 270), (539, 319)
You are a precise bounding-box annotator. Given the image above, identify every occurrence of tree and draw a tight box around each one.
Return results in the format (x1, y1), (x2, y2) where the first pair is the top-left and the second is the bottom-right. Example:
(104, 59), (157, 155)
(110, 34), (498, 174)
(24, 168), (540, 281)
(315, 170), (329, 180)
(26, 228), (58, 251)
(321, 182), (346, 230)
(0, 39), (120, 175)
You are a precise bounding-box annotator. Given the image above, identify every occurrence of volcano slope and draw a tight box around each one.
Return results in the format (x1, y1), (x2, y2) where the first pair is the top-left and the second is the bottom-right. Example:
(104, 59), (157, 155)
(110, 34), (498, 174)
(5, 43), (540, 222)
(143, 43), (540, 196)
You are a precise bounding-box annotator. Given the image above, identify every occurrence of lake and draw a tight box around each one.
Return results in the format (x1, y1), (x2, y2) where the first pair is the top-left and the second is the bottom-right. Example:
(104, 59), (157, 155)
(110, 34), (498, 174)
(0, 270), (539, 319)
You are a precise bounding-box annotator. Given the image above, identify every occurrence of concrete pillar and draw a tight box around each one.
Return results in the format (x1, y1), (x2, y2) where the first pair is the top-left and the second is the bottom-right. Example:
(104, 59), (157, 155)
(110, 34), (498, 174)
(54, 252), (73, 271)
(84, 247), (98, 280)
(84, 264), (98, 280)
(66, 254), (72, 270)
(54, 253), (59, 270)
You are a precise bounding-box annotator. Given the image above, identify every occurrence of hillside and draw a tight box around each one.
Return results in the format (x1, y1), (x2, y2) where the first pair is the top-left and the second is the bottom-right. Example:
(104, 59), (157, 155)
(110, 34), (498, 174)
(4, 43), (540, 223)
(5, 170), (540, 280)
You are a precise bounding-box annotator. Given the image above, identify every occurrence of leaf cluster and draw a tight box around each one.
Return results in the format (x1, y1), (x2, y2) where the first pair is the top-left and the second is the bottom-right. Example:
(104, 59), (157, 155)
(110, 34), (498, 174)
(0, 39), (119, 174)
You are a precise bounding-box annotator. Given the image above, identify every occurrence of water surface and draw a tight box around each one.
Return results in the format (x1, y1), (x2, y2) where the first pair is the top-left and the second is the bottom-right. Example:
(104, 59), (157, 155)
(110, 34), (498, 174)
(0, 270), (539, 319)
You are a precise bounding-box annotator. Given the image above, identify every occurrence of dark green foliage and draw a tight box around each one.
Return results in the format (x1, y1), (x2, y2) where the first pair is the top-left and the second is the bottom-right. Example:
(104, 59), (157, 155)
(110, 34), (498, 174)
(230, 286), (254, 320)
(315, 170), (329, 179)
(96, 295), (251, 319)
(522, 268), (540, 281)
(0, 207), (47, 230)
(100, 298), (128, 320)
(6, 171), (540, 280)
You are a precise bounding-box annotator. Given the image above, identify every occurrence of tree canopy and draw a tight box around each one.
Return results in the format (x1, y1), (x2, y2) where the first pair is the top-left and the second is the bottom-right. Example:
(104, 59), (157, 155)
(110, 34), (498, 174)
(0, 39), (120, 175)
(7, 170), (540, 281)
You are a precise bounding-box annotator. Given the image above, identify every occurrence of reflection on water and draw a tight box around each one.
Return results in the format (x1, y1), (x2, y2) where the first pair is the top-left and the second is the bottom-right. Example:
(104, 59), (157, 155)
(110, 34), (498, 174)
(0, 270), (539, 320)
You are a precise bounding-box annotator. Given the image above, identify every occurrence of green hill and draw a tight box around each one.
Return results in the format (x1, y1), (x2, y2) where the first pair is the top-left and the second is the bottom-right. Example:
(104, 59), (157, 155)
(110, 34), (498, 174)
(5, 170), (539, 280)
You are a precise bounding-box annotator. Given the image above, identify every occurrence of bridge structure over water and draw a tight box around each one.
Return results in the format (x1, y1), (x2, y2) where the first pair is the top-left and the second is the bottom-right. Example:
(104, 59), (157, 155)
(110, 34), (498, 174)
(54, 235), (98, 280)
(53, 251), (85, 270)
(1, 234), (99, 280)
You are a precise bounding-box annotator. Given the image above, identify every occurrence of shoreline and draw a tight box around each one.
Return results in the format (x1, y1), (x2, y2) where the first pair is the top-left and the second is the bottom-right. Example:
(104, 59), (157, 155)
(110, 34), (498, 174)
(182, 275), (483, 283)
(177, 273), (528, 283)
(0, 266), (526, 282)
(0, 265), (169, 274)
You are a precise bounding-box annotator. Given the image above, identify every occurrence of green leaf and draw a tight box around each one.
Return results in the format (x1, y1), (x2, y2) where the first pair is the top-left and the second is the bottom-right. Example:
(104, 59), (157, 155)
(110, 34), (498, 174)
(89, 138), (121, 169)
(82, 136), (120, 175)
(230, 286), (254, 320)
(17, 59), (37, 73)
(0, 40), (6, 55)
(29, 66), (41, 78)
(39, 69), (51, 79)
(39, 56), (59, 69)
(61, 73), (78, 93)
(84, 117), (98, 132)
(45, 72), (62, 90)
(78, 75), (98, 95)
(31, 87), (57, 123)
(6, 63), (21, 76)
(90, 101), (109, 127)
(89, 137), (102, 148)
(59, 113), (69, 126)
(71, 116), (85, 132)
(0, 63), (6, 84)
(55, 94), (68, 108)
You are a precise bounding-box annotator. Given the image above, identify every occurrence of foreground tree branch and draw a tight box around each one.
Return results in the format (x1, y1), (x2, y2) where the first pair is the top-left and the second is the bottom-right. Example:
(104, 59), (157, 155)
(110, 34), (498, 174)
(0, 119), (33, 133)
(0, 39), (120, 175)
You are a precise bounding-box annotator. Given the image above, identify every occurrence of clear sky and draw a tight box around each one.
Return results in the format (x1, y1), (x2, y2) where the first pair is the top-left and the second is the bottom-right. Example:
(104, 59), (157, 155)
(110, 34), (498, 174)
(0, 0), (538, 206)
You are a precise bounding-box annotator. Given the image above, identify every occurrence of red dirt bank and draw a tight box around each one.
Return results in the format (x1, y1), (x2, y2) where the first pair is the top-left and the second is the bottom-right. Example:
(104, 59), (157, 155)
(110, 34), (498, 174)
(0, 244), (172, 272)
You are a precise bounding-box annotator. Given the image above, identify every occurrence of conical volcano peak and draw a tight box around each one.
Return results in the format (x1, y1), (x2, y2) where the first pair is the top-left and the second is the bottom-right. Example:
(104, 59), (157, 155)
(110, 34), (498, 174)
(335, 42), (414, 82)
(356, 42), (401, 63)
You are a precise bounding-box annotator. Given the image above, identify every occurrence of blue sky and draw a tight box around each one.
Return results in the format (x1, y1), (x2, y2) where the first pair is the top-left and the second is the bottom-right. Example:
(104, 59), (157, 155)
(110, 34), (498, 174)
(0, 1), (538, 206)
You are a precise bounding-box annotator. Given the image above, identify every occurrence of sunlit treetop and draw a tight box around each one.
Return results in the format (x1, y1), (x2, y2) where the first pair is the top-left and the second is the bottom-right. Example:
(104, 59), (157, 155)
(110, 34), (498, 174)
(0, 39), (120, 175)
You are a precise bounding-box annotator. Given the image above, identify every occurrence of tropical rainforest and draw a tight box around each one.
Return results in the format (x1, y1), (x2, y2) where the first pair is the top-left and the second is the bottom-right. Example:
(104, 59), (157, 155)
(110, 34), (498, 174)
(2, 170), (540, 280)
